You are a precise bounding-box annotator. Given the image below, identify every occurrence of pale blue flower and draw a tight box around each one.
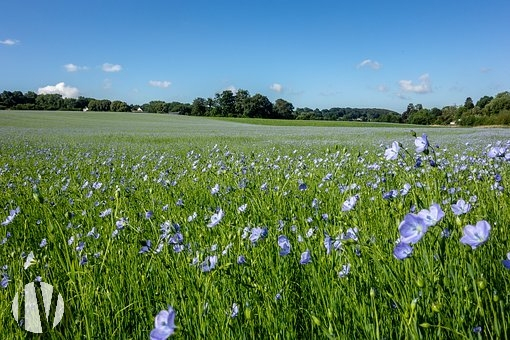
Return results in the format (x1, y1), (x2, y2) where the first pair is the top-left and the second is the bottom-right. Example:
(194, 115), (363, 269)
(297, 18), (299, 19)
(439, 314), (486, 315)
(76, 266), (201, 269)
(250, 227), (268, 244)
(415, 133), (429, 153)
(417, 203), (444, 227)
(342, 195), (358, 212)
(207, 209), (224, 228)
(451, 199), (471, 216)
(231, 303), (239, 318)
(460, 220), (491, 249)
(1, 207), (20, 226)
(278, 235), (291, 256)
(502, 252), (510, 270)
(150, 306), (176, 340)
(338, 264), (351, 278)
(384, 141), (400, 160)
(300, 249), (311, 265)
(200, 255), (217, 272)
(393, 242), (413, 260)
(398, 214), (428, 244)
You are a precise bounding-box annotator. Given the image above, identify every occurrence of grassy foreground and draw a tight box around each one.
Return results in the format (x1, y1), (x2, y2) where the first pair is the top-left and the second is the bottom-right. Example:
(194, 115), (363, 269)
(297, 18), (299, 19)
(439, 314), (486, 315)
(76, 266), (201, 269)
(1, 111), (510, 339)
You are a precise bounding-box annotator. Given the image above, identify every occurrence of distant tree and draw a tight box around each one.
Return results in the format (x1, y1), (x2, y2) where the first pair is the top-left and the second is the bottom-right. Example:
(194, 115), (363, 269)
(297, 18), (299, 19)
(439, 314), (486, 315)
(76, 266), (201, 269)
(483, 92), (510, 115)
(191, 97), (207, 116)
(273, 99), (294, 119)
(476, 95), (493, 109)
(464, 97), (474, 109)
(217, 90), (236, 117)
(36, 94), (63, 110)
(110, 100), (130, 112)
(246, 94), (273, 118)
(234, 89), (251, 117)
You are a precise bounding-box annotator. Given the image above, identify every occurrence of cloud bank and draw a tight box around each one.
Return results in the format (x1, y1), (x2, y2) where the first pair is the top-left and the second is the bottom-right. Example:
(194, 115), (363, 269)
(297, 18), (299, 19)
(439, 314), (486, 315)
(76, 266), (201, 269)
(270, 83), (283, 93)
(357, 59), (381, 70)
(0, 39), (19, 46)
(399, 74), (431, 94)
(102, 63), (122, 72)
(149, 80), (171, 88)
(37, 82), (79, 98)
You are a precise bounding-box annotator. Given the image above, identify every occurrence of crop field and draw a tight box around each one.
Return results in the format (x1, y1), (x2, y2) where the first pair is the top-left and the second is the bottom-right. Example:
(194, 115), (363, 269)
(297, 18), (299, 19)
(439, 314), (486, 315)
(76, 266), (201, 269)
(1, 110), (510, 339)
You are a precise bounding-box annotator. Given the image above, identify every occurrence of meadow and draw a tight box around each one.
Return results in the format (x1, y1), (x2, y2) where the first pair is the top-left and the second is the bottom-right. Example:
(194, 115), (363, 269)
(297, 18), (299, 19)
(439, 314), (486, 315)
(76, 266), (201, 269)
(1, 110), (510, 339)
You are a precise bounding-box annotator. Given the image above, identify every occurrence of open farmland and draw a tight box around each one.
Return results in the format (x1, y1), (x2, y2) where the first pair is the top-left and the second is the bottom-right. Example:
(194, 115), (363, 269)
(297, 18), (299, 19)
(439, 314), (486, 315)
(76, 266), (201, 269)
(1, 110), (510, 339)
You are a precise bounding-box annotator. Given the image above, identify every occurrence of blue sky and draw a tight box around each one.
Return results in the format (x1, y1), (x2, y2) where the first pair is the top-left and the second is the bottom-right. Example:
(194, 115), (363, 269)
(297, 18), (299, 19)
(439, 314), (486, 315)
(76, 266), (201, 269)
(1, 0), (509, 112)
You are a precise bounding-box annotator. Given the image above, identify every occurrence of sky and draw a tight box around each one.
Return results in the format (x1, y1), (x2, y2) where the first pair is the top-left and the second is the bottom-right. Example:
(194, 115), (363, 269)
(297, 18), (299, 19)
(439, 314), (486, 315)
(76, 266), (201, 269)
(1, 0), (509, 113)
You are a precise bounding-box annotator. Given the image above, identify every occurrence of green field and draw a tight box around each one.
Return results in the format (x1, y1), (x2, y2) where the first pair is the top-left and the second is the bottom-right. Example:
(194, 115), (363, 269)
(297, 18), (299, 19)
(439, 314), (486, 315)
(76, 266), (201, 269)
(1, 110), (510, 339)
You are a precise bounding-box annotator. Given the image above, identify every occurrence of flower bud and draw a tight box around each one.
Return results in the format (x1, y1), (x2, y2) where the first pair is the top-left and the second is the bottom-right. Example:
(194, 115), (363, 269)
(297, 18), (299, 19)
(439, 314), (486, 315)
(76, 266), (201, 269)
(311, 315), (321, 326)
(477, 278), (487, 290)
(411, 298), (418, 311)
(244, 308), (251, 320)
(416, 277), (424, 288)
(370, 288), (376, 298)
(419, 323), (431, 328)
(431, 302), (441, 313)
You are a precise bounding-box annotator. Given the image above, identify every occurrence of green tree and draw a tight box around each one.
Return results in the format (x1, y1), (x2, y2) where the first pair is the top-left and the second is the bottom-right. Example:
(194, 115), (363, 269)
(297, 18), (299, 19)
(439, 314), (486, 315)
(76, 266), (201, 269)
(217, 90), (236, 117)
(191, 97), (207, 116)
(246, 94), (273, 118)
(110, 100), (130, 112)
(476, 96), (493, 109)
(234, 89), (251, 117)
(464, 97), (474, 109)
(273, 99), (294, 119)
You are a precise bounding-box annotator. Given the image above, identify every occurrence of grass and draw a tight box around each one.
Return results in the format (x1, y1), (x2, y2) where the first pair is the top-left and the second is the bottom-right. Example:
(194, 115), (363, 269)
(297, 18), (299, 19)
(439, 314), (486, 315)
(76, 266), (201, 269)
(0, 110), (510, 339)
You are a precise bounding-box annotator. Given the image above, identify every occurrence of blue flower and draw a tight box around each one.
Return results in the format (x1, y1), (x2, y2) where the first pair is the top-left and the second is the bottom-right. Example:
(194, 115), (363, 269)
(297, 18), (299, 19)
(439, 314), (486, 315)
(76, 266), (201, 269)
(415, 133), (429, 153)
(1, 207), (20, 226)
(451, 199), (471, 216)
(250, 227), (268, 244)
(1, 273), (9, 288)
(237, 255), (246, 265)
(384, 141), (400, 161)
(338, 264), (351, 278)
(200, 255), (217, 272)
(398, 214), (428, 244)
(231, 303), (239, 318)
(139, 240), (152, 254)
(393, 242), (413, 260)
(460, 220), (491, 249)
(278, 235), (291, 256)
(79, 255), (88, 266)
(300, 249), (312, 265)
(417, 203), (444, 227)
(39, 238), (47, 248)
(502, 253), (510, 270)
(207, 209), (224, 228)
(150, 306), (176, 340)
(342, 195), (359, 212)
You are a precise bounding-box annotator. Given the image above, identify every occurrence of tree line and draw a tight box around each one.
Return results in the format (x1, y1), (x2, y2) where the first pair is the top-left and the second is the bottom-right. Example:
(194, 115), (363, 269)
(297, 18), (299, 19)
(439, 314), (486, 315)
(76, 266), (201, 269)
(1, 89), (509, 126)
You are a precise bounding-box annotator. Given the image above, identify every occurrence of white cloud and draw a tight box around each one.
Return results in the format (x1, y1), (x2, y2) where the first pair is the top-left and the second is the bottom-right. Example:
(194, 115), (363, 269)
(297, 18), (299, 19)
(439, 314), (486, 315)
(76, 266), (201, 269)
(149, 80), (171, 88)
(357, 59), (381, 70)
(270, 83), (283, 93)
(398, 73), (432, 94)
(64, 63), (88, 72)
(102, 63), (122, 72)
(37, 82), (79, 98)
(0, 39), (19, 46)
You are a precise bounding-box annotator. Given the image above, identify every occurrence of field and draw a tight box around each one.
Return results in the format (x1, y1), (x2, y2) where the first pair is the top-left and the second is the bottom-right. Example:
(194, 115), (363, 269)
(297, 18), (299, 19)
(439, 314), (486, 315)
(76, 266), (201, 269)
(1, 110), (510, 339)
